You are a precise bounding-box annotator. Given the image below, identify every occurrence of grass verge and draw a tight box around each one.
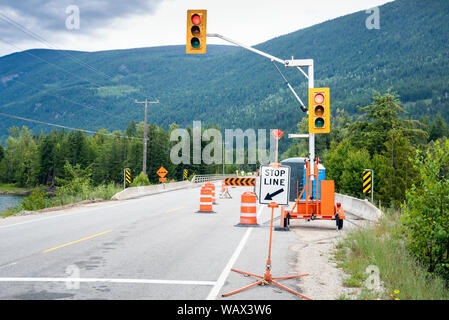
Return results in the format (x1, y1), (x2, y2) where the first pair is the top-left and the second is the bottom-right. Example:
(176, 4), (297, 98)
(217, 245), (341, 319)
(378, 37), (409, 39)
(1, 183), (121, 218)
(334, 208), (449, 300)
(0, 183), (30, 194)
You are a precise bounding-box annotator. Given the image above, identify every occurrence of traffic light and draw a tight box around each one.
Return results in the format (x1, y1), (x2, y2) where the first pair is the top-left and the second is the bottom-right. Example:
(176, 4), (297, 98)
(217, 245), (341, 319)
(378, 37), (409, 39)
(186, 10), (207, 54)
(308, 88), (330, 133)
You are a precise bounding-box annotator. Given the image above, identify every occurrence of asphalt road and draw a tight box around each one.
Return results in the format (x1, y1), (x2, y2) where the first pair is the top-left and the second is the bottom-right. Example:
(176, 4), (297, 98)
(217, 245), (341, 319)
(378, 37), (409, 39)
(0, 183), (354, 300)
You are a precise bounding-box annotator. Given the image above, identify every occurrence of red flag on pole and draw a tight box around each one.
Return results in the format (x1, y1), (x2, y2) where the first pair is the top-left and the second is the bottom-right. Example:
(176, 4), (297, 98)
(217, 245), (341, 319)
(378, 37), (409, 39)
(271, 129), (284, 140)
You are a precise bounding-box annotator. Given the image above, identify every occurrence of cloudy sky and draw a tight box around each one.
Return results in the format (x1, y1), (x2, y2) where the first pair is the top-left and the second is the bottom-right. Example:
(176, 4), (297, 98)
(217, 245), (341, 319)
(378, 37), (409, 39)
(0, 0), (393, 57)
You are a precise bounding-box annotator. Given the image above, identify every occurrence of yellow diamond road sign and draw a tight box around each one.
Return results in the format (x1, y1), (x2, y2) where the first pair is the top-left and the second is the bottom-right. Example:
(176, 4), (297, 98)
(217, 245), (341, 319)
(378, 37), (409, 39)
(157, 166), (168, 178)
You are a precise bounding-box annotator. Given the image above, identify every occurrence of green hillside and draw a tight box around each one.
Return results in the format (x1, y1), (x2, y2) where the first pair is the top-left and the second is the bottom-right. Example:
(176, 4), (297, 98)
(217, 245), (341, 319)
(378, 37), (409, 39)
(1, 0), (448, 142)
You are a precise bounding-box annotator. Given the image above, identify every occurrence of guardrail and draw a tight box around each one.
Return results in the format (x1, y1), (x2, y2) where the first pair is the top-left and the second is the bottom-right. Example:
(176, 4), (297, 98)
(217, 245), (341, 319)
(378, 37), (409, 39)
(191, 174), (239, 184)
(112, 181), (194, 201)
(335, 193), (383, 222)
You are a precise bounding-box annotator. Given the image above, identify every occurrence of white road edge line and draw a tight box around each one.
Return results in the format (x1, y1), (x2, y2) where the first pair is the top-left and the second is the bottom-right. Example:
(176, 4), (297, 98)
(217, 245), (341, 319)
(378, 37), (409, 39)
(206, 224), (256, 300)
(0, 277), (216, 286)
(256, 204), (265, 222)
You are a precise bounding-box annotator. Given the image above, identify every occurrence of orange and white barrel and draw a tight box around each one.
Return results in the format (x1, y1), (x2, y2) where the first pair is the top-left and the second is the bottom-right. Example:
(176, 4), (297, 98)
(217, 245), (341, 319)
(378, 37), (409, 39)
(205, 182), (215, 191)
(205, 182), (216, 203)
(239, 192), (257, 225)
(199, 187), (213, 212)
(211, 189), (216, 204)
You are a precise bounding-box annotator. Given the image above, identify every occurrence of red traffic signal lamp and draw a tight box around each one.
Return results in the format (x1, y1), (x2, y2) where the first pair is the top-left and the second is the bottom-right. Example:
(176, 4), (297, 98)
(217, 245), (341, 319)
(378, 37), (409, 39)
(308, 88), (330, 134)
(186, 10), (207, 54)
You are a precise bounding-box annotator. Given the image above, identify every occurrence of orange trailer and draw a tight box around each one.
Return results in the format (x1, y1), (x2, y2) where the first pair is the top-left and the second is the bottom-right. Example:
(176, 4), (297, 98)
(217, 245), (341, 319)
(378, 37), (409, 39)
(282, 158), (345, 230)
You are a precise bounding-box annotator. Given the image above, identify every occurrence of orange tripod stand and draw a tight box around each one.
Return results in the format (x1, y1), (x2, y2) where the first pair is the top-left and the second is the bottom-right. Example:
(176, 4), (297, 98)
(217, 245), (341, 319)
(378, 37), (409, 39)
(222, 202), (312, 300)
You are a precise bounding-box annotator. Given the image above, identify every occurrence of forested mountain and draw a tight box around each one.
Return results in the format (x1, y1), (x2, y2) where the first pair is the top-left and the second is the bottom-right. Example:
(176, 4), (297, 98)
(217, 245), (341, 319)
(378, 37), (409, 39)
(1, 0), (448, 142)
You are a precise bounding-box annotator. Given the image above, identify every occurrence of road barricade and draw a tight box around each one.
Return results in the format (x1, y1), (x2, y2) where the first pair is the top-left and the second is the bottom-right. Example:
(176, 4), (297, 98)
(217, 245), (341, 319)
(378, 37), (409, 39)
(220, 180), (232, 199)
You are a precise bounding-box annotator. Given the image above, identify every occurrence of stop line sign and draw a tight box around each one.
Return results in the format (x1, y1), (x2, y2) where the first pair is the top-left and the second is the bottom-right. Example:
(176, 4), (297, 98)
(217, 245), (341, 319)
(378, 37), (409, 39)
(259, 165), (290, 206)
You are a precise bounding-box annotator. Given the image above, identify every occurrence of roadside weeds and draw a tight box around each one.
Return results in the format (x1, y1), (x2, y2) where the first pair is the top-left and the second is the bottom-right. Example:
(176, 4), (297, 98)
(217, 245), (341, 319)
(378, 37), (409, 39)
(333, 209), (449, 300)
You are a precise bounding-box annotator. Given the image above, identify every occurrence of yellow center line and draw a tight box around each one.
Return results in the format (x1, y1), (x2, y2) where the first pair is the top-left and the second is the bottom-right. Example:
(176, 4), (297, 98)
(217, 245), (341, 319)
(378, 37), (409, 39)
(165, 206), (185, 213)
(42, 229), (113, 253)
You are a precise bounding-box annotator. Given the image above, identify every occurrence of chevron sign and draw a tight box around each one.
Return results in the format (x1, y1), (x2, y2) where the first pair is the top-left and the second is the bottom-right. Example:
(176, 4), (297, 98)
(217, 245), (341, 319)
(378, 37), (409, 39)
(223, 177), (256, 187)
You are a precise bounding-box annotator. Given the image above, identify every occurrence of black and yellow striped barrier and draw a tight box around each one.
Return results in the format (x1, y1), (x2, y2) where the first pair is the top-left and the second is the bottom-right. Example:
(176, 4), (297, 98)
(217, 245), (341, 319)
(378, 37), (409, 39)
(363, 170), (372, 194)
(125, 168), (131, 185)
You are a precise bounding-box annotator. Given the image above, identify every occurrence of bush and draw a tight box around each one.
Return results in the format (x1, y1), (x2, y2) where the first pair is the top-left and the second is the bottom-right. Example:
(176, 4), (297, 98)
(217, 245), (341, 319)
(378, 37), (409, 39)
(402, 138), (449, 281)
(130, 172), (150, 187)
(90, 183), (121, 200)
(20, 188), (48, 211)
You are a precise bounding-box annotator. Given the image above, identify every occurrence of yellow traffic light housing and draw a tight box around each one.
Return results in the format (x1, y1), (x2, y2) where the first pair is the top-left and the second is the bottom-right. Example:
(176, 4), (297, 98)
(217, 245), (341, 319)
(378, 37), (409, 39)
(309, 88), (330, 134)
(186, 10), (207, 54)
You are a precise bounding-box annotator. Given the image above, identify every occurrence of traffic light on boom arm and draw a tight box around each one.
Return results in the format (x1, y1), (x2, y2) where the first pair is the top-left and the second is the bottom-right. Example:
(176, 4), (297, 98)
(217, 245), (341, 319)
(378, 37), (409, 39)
(186, 10), (207, 54)
(309, 88), (330, 134)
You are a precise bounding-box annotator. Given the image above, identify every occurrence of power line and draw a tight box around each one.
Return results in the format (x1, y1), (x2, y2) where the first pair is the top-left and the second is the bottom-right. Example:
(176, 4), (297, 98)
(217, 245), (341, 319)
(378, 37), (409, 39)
(0, 39), (130, 120)
(0, 112), (143, 141)
(0, 14), (150, 130)
(135, 98), (160, 174)
(0, 97), (173, 155)
(0, 37), (103, 88)
(0, 12), (114, 81)
(0, 76), (118, 118)
(0, 112), (173, 156)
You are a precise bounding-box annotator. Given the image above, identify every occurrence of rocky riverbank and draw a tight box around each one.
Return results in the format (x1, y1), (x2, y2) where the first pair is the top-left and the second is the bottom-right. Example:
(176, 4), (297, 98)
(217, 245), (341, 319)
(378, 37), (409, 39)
(0, 190), (31, 196)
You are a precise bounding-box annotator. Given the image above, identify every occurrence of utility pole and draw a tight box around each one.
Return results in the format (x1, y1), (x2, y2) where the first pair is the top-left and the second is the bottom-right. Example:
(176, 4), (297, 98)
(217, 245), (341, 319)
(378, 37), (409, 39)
(134, 98), (159, 176)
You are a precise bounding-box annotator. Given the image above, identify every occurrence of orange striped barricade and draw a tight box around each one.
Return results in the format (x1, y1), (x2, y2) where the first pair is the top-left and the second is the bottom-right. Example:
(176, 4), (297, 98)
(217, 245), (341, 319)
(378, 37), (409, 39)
(220, 180), (232, 199)
(236, 192), (258, 227)
(197, 186), (215, 213)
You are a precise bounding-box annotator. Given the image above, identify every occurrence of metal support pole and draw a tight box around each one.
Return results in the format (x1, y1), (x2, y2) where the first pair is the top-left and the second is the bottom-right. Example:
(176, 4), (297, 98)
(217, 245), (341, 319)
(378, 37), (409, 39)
(222, 140), (225, 174)
(308, 62), (315, 180)
(370, 169), (374, 204)
(207, 33), (285, 64)
(206, 32), (315, 180)
(143, 99), (148, 175)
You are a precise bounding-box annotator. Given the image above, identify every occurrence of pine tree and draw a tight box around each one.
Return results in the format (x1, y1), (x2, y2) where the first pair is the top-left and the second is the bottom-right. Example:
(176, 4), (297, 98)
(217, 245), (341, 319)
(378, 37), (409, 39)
(429, 113), (449, 141)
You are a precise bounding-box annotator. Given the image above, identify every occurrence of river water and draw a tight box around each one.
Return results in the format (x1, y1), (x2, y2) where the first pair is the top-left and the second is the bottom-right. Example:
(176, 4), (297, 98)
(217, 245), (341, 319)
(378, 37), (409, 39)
(0, 194), (24, 213)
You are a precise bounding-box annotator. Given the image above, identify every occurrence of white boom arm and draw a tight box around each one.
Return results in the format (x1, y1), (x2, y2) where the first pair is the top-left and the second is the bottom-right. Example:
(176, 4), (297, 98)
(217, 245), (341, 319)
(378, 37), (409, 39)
(207, 33), (316, 176)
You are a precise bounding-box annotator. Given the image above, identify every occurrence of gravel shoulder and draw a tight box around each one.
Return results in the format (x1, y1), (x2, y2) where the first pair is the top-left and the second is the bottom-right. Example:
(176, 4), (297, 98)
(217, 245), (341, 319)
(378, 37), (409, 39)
(288, 215), (366, 300)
